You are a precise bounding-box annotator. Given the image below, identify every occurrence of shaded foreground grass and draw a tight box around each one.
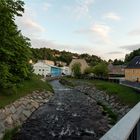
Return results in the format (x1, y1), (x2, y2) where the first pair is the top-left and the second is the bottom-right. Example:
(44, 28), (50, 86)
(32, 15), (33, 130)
(2, 127), (20, 140)
(62, 77), (140, 106)
(0, 75), (53, 108)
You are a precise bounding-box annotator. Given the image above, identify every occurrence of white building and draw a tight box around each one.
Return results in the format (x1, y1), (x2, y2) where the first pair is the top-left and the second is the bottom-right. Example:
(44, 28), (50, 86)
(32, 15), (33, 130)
(61, 66), (71, 75)
(33, 62), (51, 77)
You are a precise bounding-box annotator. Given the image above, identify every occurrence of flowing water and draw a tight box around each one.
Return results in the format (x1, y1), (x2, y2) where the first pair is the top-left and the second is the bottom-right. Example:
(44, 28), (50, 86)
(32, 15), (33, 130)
(13, 80), (108, 140)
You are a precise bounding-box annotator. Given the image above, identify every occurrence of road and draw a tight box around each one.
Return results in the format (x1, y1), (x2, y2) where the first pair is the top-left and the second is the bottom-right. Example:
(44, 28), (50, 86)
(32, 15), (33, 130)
(13, 80), (109, 140)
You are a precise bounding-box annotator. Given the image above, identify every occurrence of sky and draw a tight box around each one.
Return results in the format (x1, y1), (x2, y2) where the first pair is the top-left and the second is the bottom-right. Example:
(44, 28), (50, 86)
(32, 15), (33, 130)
(16, 0), (140, 60)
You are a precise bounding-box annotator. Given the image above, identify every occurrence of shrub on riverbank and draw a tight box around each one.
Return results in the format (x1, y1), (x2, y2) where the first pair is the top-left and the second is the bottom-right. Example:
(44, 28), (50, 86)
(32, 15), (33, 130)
(0, 75), (53, 108)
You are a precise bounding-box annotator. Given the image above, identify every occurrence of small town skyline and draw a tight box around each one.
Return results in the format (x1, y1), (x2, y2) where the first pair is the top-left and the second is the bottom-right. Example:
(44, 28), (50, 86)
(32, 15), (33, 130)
(16, 0), (140, 61)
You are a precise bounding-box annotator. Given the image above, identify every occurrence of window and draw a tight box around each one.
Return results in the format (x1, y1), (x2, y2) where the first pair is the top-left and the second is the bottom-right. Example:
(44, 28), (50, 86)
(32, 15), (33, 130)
(39, 69), (41, 71)
(42, 69), (44, 71)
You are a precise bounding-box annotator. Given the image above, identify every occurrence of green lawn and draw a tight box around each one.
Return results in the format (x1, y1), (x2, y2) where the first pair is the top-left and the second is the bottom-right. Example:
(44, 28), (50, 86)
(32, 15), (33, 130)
(0, 75), (53, 108)
(90, 80), (140, 106)
(62, 77), (140, 106)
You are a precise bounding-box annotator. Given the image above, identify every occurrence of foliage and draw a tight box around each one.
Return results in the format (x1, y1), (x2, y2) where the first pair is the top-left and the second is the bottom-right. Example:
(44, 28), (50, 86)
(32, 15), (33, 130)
(31, 49), (104, 66)
(125, 48), (140, 63)
(113, 59), (124, 65)
(84, 67), (94, 74)
(91, 80), (140, 106)
(93, 63), (108, 77)
(63, 77), (140, 106)
(0, 75), (53, 108)
(2, 126), (20, 140)
(97, 102), (118, 125)
(80, 53), (103, 66)
(71, 62), (81, 78)
(0, 0), (32, 90)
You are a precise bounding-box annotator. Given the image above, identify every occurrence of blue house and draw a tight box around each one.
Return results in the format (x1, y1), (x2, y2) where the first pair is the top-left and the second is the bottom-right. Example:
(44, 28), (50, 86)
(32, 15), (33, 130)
(51, 66), (62, 77)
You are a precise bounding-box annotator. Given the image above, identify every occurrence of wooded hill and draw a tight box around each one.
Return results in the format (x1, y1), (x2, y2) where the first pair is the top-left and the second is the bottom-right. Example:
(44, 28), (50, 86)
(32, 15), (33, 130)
(31, 48), (103, 66)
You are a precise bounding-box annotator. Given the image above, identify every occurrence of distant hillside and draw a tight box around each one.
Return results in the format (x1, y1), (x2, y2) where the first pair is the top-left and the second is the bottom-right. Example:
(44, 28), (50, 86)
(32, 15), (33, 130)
(31, 48), (103, 66)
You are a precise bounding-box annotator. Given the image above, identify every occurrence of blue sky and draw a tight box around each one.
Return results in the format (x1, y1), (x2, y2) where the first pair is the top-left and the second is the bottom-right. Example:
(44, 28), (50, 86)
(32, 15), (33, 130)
(16, 0), (140, 60)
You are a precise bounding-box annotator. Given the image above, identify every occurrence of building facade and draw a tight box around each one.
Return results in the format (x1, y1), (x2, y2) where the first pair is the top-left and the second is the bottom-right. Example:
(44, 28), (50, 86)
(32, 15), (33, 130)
(125, 56), (140, 82)
(108, 63), (125, 77)
(69, 59), (89, 74)
(33, 62), (51, 77)
(33, 62), (62, 77)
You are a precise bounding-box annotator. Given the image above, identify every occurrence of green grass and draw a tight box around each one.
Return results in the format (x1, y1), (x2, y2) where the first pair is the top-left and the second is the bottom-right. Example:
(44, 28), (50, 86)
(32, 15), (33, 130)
(90, 80), (140, 106)
(97, 102), (118, 125)
(2, 127), (20, 140)
(63, 77), (140, 106)
(0, 75), (53, 108)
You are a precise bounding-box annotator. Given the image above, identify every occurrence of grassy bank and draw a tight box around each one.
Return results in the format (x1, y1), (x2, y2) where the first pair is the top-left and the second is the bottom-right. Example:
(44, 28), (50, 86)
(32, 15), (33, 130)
(2, 127), (20, 140)
(0, 75), (53, 108)
(62, 77), (140, 106)
(91, 80), (140, 106)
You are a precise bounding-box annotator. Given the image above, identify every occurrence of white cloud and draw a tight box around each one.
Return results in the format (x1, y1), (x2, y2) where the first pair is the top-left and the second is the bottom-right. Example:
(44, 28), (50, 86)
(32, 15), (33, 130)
(128, 28), (140, 36)
(75, 23), (112, 44)
(120, 44), (140, 51)
(74, 0), (94, 19)
(43, 2), (52, 11)
(106, 51), (123, 54)
(103, 12), (121, 21)
(30, 38), (100, 56)
(16, 6), (45, 37)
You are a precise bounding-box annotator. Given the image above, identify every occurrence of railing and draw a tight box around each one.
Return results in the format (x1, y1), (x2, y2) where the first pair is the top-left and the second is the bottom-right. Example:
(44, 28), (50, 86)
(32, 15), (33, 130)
(100, 102), (140, 140)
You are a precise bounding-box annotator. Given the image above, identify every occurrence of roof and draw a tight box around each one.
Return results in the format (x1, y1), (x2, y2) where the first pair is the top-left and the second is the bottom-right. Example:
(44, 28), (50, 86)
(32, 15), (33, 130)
(126, 56), (140, 69)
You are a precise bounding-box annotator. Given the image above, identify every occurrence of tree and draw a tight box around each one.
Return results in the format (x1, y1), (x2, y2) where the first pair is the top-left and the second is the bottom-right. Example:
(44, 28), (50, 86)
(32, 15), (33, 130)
(84, 67), (94, 74)
(0, 0), (32, 90)
(125, 48), (140, 63)
(113, 59), (124, 65)
(71, 63), (81, 78)
(93, 63), (108, 78)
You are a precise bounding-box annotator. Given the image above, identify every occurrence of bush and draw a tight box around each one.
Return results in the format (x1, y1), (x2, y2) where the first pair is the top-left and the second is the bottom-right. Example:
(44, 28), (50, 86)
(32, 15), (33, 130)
(71, 62), (81, 78)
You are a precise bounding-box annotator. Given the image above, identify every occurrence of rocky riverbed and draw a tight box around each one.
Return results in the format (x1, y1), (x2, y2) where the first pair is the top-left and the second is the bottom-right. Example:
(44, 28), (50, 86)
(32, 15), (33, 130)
(13, 80), (110, 140)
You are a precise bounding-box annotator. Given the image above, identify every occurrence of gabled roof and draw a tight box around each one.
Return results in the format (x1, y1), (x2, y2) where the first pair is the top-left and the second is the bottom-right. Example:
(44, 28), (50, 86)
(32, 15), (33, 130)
(127, 56), (140, 68)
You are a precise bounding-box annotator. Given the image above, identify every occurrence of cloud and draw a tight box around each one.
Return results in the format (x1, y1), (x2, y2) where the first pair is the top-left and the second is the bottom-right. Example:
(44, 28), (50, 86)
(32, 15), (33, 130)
(120, 44), (140, 51)
(106, 51), (123, 54)
(16, 6), (45, 37)
(75, 23), (112, 44)
(43, 2), (52, 11)
(30, 38), (100, 55)
(103, 12), (121, 21)
(74, 0), (94, 19)
(128, 28), (140, 36)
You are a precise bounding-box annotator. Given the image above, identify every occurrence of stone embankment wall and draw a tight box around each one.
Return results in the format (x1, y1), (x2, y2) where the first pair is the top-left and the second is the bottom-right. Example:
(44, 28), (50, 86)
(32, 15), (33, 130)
(0, 91), (53, 139)
(75, 85), (131, 119)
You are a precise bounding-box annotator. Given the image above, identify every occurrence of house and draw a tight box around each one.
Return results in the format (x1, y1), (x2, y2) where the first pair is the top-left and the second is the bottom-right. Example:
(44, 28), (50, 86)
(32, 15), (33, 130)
(108, 63), (125, 77)
(125, 56), (140, 82)
(69, 59), (89, 74)
(61, 66), (70, 75)
(38, 60), (54, 66)
(33, 62), (51, 77)
(56, 61), (67, 66)
(33, 61), (62, 77)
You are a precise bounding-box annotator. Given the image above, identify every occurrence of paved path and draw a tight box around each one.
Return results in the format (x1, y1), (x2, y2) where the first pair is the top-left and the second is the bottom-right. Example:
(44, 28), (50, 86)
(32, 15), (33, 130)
(13, 80), (109, 140)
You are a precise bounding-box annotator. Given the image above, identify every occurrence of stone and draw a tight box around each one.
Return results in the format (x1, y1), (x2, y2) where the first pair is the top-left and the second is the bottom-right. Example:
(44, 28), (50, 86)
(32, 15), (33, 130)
(5, 116), (13, 125)
(20, 114), (27, 122)
(10, 105), (16, 114)
(0, 122), (5, 133)
(0, 111), (6, 120)
(23, 110), (31, 118)
(31, 102), (39, 108)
